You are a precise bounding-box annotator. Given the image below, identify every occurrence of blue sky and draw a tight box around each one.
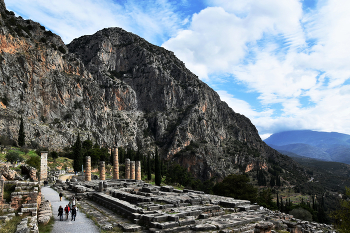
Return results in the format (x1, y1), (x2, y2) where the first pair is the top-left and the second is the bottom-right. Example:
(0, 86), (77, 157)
(6, 0), (350, 139)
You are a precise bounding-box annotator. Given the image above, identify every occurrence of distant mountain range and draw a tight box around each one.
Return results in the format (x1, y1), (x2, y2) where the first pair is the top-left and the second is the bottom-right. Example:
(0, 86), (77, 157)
(264, 130), (350, 164)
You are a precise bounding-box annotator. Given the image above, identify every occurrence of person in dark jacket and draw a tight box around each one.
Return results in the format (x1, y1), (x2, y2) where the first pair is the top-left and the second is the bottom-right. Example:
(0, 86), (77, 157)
(59, 192), (63, 201)
(71, 206), (77, 221)
(58, 206), (63, 221)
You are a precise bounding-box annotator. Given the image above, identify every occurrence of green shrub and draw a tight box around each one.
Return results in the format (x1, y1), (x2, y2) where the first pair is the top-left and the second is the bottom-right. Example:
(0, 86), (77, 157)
(5, 151), (24, 164)
(58, 46), (66, 54)
(44, 30), (54, 37)
(26, 155), (40, 170)
(290, 208), (312, 221)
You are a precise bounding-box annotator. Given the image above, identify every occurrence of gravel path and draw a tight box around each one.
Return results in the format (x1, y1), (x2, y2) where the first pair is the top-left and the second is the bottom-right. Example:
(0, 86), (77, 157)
(41, 186), (100, 233)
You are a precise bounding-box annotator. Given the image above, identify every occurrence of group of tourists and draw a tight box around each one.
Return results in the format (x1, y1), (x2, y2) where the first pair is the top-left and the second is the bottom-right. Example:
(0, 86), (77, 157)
(58, 193), (78, 221)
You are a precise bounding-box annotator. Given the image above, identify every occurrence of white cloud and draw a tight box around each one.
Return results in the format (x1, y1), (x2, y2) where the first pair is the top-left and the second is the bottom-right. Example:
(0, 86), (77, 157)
(163, 0), (350, 137)
(6, 0), (185, 44)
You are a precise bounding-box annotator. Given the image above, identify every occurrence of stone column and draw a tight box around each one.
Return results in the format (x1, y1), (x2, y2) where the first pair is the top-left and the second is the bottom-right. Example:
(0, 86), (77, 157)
(99, 181), (103, 192)
(40, 151), (48, 182)
(130, 161), (135, 180)
(0, 176), (4, 204)
(136, 161), (141, 181)
(100, 161), (105, 180)
(125, 159), (130, 179)
(85, 156), (91, 181)
(113, 147), (119, 180)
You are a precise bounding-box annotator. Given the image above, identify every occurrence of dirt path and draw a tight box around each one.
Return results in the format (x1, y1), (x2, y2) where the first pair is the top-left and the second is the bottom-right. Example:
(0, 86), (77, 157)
(41, 186), (100, 233)
(58, 174), (74, 181)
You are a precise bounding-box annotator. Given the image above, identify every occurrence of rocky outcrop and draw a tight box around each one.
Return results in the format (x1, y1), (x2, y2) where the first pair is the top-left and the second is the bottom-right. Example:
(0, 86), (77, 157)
(0, 1), (307, 182)
(20, 165), (38, 181)
(0, 165), (23, 180)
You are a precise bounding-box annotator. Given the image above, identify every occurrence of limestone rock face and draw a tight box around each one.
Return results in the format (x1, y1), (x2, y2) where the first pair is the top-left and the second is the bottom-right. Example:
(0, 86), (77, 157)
(0, 2), (306, 182)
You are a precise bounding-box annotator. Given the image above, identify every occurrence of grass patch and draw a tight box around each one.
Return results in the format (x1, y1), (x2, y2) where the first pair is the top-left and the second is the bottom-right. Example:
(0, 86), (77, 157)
(38, 216), (54, 233)
(4, 183), (16, 202)
(0, 215), (23, 233)
(47, 157), (73, 171)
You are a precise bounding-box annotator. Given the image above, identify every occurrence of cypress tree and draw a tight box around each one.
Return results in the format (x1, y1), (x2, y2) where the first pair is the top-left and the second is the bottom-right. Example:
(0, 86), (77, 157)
(270, 176), (275, 187)
(18, 117), (25, 147)
(147, 152), (151, 180)
(155, 147), (161, 186)
(73, 133), (83, 174)
(277, 192), (279, 210)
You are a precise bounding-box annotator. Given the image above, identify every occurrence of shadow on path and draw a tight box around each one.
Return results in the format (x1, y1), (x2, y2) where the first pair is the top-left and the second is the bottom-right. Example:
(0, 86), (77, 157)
(41, 186), (100, 233)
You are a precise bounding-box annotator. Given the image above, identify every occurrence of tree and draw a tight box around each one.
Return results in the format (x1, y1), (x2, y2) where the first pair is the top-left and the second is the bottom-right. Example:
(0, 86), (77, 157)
(49, 151), (59, 160)
(147, 152), (151, 180)
(6, 151), (23, 164)
(257, 189), (277, 210)
(213, 174), (258, 203)
(26, 155), (40, 169)
(290, 208), (312, 221)
(18, 117), (25, 147)
(73, 133), (83, 174)
(155, 147), (161, 186)
(331, 187), (350, 233)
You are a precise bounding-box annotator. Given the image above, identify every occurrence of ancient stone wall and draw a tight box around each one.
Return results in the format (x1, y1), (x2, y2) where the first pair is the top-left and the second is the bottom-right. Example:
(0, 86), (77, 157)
(40, 152), (48, 182)
(85, 156), (91, 181)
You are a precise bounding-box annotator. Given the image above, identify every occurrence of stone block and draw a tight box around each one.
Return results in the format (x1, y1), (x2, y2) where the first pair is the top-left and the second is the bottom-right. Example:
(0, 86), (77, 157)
(192, 224), (217, 231)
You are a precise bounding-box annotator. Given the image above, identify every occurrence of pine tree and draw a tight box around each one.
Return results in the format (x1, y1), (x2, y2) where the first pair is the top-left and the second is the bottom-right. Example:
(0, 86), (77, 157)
(147, 152), (151, 180)
(155, 147), (161, 186)
(18, 117), (25, 147)
(73, 133), (83, 174)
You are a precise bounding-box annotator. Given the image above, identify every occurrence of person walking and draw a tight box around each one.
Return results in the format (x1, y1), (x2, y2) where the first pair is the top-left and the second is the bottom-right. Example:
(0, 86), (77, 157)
(72, 196), (76, 206)
(64, 205), (70, 220)
(71, 206), (77, 221)
(58, 205), (63, 221)
(59, 192), (63, 201)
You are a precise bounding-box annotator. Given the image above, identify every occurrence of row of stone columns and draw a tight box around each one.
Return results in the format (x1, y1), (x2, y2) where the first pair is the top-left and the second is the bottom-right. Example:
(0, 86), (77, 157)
(84, 147), (141, 181)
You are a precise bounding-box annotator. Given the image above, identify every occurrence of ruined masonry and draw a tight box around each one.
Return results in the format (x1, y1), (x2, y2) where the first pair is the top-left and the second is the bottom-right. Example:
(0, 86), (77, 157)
(40, 152), (48, 182)
(52, 179), (335, 233)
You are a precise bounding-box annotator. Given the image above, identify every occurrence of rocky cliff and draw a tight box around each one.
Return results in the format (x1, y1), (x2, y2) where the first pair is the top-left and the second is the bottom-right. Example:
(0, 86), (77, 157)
(0, 1), (307, 182)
